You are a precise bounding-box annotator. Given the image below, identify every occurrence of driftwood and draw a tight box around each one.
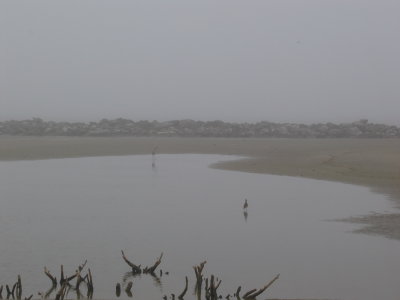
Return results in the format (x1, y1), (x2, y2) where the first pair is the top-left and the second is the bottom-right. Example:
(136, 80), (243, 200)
(143, 252), (163, 274)
(2, 276), (22, 300)
(1, 255), (281, 300)
(242, 274), (280, 299)
(86, 268), (94, 297)
(242, 289), (257, 299)
(24, 295), (32, 300)
(44, 285), (56, 299)
(77, 265), (93, 298)
(178, 276), (188, 299)
(204, 275), (221, 300)
(121, 251), (163, 275)
(78, 260), (87, 272)
(59, 265), (77, 285)
(193, 261), (206, 294)
(44, 267), (57, 287)
(121, 251), (142, 274)
(41, 261), (91, 299)
(75, 271), (85, 291)
(60, 265), (64, 285)
(15, 275), (22, 299)
(54, 282), (68, 300)
(6, 284), (13, 298)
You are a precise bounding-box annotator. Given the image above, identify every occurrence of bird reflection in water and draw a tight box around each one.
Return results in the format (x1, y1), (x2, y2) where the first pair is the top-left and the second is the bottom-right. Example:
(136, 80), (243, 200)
(243, 198), (249, 222)
(152, 146), (158, 170)
(243, 210), (248, 222)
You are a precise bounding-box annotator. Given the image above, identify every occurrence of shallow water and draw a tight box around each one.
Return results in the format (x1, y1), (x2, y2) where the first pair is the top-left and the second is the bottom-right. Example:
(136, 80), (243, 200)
(0, 155), (399, 300)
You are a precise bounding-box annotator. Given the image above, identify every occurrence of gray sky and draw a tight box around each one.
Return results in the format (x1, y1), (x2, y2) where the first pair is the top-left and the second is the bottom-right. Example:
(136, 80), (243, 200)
(1, 1), (399, 124)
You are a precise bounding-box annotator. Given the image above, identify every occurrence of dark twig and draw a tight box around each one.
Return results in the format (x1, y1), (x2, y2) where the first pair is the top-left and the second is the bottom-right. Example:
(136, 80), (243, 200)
(178, 276), (188, 299)
(78, 260), (87, 272)
(242, 274), (280, 299)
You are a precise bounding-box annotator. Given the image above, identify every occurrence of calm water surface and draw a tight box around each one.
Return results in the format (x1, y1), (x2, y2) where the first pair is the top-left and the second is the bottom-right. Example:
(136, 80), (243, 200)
(0, 155), (399, 300)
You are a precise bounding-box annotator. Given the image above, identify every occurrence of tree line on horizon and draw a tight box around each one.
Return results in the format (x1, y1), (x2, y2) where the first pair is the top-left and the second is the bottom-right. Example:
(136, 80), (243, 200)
(0, 118), (399, 138)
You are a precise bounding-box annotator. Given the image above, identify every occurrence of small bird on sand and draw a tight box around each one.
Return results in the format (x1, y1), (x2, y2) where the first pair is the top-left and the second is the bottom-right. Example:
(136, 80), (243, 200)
(243, 198), (248, 211)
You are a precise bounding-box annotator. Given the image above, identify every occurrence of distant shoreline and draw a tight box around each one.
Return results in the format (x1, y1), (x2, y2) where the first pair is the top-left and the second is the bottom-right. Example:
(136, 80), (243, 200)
(1, 136), (400, 239)
(1, 118), (400, 138)
(0, 136), (399, 190)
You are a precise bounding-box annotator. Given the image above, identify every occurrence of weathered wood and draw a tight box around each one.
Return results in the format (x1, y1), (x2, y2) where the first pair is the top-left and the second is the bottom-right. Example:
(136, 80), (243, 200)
(242, 274), (280, 299)
(54, 282), (68, 300)
(178, 276), (188, 299)
(5, 285), (12, 298)
(0, 285), (3, 299)
(44, 285), (56, 299)
(78, 260), (87, 272)
(75, 271), (85, 291)
(16, 275), (22, 299)
(143, 252), (163, 274)
(193, 260), (207, 293)
(59, 265), (65, 285)
(44, 267), (57, 287)
(65, 272), (77, 283)
(242, 289), (257, 299)
(87, 268), (94, 293)
(208, 275), (220, 300)
(11, 281), (17, 297)
(121, 250), (142, 274)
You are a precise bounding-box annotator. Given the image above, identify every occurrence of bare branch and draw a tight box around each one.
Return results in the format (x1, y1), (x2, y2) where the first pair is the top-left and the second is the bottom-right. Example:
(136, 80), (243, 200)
(178, 276), (188, 299)
(121, 251), (142, 274)
(243, 274), (280, 299)
(143, 252), (163, 274)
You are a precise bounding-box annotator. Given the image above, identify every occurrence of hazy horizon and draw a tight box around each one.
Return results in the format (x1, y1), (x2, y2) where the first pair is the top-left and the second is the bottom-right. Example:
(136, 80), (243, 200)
(1, 1), (399, 125)
(0, 113), (398, 127)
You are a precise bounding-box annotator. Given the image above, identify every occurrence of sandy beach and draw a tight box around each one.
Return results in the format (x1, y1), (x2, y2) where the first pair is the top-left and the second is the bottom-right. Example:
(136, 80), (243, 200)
(1, 136), (399, 239)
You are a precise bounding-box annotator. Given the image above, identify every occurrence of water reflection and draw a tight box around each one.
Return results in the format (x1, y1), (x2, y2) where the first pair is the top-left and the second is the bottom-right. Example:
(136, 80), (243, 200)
(122, 271), (163, 293)
(243, 198), (249, 222)
(0, 155), (399, 300)
(41, 282), (93, 300)
(243, 210), (248, 222)
(44, 285), (56, 299)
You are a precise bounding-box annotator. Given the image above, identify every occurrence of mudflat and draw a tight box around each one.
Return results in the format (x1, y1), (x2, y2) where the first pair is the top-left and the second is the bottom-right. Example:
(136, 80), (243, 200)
(1, 136), (399, 185)
(1, 136), (399, 239)
(0, 136), (399, 189)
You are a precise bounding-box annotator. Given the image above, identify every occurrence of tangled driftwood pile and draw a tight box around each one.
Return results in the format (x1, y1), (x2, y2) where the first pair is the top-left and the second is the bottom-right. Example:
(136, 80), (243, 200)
(119, 252), (279, 300)
(42, 260), (93, 300)
(1, 251), (279, 300)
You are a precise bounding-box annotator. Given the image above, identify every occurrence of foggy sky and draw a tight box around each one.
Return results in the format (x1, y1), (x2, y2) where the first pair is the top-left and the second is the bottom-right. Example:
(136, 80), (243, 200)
(1, 1), (399, 125)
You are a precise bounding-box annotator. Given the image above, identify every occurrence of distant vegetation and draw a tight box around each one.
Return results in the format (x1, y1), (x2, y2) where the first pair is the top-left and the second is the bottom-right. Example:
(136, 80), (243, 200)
(0, 118), (399, 138)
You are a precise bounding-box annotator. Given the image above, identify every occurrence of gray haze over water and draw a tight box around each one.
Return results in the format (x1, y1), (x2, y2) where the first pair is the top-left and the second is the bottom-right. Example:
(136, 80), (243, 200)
(1, 1), (399, 124)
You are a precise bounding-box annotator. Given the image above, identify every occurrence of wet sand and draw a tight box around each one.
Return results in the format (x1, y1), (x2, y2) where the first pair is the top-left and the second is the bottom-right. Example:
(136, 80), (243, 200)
(1, 136), (400, 239)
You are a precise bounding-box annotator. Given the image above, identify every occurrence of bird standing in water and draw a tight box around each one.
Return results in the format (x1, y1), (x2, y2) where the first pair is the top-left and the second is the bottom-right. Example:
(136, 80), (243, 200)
(243, 198), (248, 211)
